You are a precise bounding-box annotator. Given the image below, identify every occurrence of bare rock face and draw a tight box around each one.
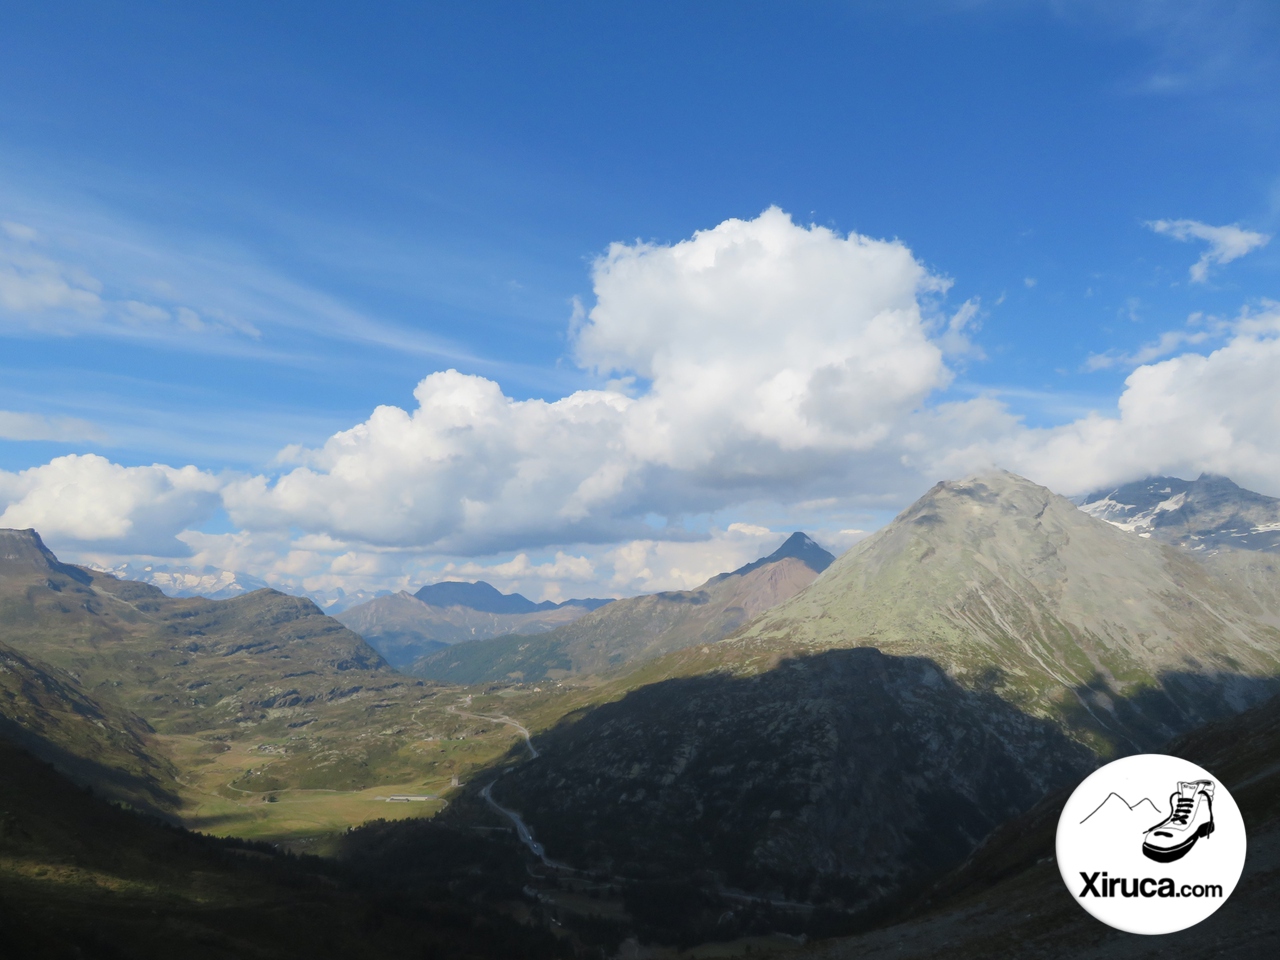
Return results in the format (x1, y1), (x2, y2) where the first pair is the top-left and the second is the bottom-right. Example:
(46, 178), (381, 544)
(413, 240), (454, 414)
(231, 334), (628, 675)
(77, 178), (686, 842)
(0, 528), (89, 582)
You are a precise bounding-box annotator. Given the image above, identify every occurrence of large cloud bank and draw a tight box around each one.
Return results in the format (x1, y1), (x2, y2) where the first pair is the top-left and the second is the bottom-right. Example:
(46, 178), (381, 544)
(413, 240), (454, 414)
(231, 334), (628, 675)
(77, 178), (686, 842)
(995, 306), (1280, 494)
(221, 208), (957, 553)
(0, 454), (221, 555)
(3, 209), (1280, 596)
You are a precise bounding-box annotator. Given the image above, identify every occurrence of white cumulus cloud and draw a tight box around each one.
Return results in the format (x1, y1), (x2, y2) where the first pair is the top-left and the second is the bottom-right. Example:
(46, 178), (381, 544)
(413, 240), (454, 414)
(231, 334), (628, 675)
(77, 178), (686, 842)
(602, 523), (789, 594)
(15, 209), (1280, 600)
(0, 454), (222, 555)
(949, 304), (1280, 497)
(223, 208), (955, 553)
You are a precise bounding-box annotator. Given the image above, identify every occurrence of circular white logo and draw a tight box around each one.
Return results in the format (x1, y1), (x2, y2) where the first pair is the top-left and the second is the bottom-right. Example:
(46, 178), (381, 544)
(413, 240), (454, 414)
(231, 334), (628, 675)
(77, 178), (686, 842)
(1056, 754), (1246, 934)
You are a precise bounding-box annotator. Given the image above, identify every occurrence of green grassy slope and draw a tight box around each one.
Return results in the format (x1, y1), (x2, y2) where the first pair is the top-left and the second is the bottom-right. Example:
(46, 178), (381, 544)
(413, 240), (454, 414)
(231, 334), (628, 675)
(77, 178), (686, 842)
(0, 738), (564, 960)
(730, 471), (1280, 753)
(0, 529), (543, 840)
(0, 637), (179, 814)
(415, 555), (823, 684)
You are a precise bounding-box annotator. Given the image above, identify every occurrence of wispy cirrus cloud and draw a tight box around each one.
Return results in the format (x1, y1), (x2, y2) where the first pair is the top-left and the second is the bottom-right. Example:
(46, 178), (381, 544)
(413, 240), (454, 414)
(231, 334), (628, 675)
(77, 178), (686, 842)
(0, 410), (107, 443)
(0, 188), (477, 363)
(0, 219), (261, 342)
(1146, 218), (1270, 282)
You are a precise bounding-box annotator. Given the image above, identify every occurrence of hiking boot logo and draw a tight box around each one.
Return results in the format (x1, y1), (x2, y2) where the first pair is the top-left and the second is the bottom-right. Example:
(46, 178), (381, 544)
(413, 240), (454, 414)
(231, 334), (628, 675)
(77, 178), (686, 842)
(1057, 755), (1246, 935)
(1142, 779), (1215, 863)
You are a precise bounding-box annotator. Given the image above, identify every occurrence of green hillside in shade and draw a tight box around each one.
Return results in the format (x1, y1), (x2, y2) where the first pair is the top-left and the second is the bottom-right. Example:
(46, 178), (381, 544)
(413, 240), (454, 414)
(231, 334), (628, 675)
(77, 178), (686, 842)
(415, 533), (834, 684)
(0, 737), (563, 960)
(802, 689), (1280, 960)
(0, 637), (179, 815)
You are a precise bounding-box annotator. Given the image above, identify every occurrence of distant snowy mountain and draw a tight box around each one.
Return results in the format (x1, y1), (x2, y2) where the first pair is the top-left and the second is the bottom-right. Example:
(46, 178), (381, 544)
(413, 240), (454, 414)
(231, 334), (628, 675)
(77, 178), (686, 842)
(91, 562), (272, 600)
(1078, 474), (1280, 553)
(306, 586), (394, 614)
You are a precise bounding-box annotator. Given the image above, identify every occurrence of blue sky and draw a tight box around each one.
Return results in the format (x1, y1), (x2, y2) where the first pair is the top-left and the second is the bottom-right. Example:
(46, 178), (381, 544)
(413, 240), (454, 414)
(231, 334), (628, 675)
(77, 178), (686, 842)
(2, 1), (1279, 600)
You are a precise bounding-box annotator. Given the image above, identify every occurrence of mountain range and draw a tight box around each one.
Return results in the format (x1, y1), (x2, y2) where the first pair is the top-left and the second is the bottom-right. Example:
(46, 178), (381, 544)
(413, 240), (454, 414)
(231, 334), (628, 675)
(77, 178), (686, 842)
(5, 471), (1280, 955)
(0, 527), (510, 825)
(484, 472), (1280, 921)
(89, 560), (272, 600)
(413, 531), (835, 684)
(335, 581), (612, 668)
(1080, 473), (1280, 628)
(0, 528), (393, 735)
(1079, 473), (1280, 553)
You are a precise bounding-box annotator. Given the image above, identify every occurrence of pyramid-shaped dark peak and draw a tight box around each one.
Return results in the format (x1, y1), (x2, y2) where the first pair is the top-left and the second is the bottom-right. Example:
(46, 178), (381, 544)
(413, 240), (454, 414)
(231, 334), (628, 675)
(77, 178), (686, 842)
(724, 532), (835, 580)
(0, 528), (90, 583)
(767, 532), (836, 571)
(413, 580), (539, 614)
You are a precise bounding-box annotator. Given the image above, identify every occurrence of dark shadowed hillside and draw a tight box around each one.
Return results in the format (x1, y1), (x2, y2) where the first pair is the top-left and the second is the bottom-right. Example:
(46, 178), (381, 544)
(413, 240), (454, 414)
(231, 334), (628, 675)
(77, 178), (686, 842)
(493, 647), (1093, 910)
(0, 738), (563, 960)
(471, 473), (1280, 928)
(801, 689), (1280, 960)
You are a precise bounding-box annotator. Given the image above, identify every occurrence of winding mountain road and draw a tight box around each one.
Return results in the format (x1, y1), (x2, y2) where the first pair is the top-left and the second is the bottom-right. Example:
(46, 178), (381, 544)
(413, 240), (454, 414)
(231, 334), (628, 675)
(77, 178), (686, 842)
(447, 704), (538, 759)
(447, 703), (563, 867)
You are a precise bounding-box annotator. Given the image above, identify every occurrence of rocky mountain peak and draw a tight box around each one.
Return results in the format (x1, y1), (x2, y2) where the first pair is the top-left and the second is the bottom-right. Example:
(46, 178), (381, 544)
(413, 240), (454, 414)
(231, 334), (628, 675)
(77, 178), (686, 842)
(0, 528), (90, 583)
(733, 469), (1280, 751)
(721, 530), (835, 580)
(1078, 472), (1280, 552)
